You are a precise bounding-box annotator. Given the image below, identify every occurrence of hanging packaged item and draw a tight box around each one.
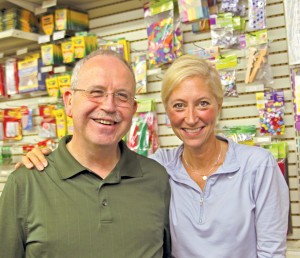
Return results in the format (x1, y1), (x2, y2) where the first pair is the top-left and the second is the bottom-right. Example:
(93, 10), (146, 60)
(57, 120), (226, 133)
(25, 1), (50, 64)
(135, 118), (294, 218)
(244, 44), (273, 86)
(38, 105), (57, 138)
(71, 33), (98, 59)
(66, 116), (74, 135)
(41, 44), (63, 66)
(219, 69), (237, 97)
(144, 0), (183, 68)
(46, 76), (60, 98)
(5, 58), (19, 95)
(178, 0), (210, 24)
(61, 40), (75, 63)
(55, 7), (88, 32)
(256, 90), (285, 136)
(98, 38), (131, 63)
(245, 29), (268, 48)
(248, 0), (266, 31)
(3, 7), (38, 33)
(220, 125), (257, 145)
(0, 146), (12, 166)
(187, 46), (220, 60)
(57, 73), (71, 95)
(54, 108), (67, 139)
(0, 110), (4, 141)
(124, 99), (159, 156)
(215, 54), (238, 97)
(133, 55), (147, 94)
(21, 106), (34, 132)
(219, 0), (247, 16)
(290, 67), (300, 131)
(18, 57), (39, 93)
(3, 108), (22, 141)
(40, 13), (55, 35)
(210, 12), (245, 49)
(192, 17), (210, 33)
(0, 64), (5, 97)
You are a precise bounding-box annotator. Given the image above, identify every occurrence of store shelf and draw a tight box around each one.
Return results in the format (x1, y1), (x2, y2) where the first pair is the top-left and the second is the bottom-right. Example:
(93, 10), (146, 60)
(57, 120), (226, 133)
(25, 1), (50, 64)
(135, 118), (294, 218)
(0, 29), (40, 57)
(0, 29), (39, 41)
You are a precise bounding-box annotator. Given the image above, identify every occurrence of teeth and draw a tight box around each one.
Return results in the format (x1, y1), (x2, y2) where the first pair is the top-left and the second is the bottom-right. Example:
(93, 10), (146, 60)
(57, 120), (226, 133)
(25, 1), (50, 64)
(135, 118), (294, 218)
(185, 128), (201, 133)
(94, 119), (114, 125)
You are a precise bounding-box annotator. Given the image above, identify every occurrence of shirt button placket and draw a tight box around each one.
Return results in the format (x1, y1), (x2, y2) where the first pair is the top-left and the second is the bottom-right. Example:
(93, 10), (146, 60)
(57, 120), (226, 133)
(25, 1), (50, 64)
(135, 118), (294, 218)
(199, 197), (204, 224)
(102, 200), (108, 207)
(98, 187), (112, 222)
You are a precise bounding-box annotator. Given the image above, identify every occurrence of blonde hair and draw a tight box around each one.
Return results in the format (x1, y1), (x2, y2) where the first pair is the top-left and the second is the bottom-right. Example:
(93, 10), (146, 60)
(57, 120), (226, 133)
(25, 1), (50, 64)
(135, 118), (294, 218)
(161, 55), (223, 107)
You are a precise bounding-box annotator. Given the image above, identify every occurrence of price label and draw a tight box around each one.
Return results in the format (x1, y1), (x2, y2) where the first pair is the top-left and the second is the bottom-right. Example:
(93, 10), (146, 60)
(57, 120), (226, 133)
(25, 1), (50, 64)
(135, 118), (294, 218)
(53, 30), (65, 41)
(17, 48), (28, 56)
(254, 136), (272, 144)
(38, 35), (50, 44)
(41, 66), (53, 73)
(54, 66), (66, 73)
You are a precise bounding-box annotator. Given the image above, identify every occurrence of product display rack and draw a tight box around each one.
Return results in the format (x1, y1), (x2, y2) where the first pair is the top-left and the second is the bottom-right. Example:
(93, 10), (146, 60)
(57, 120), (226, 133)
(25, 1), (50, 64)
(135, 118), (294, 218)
(0, 0), (299, 251)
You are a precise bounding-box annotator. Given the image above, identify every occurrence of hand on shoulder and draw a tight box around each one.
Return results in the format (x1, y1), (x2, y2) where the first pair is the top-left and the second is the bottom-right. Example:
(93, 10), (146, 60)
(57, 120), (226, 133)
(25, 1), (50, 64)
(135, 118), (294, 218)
(15, 147), (52, 171)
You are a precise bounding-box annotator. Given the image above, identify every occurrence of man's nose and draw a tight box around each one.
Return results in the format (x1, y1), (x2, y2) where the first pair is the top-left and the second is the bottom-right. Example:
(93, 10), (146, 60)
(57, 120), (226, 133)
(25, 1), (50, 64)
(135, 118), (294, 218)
(100, 93), (117, 111)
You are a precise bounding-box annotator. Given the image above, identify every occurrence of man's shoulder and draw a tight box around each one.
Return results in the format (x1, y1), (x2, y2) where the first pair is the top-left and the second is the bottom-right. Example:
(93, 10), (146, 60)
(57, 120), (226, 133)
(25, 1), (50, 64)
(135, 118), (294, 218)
(134, 153), (168, 176)
(10, 149), (57, 180)
(135, 152), (164, 168)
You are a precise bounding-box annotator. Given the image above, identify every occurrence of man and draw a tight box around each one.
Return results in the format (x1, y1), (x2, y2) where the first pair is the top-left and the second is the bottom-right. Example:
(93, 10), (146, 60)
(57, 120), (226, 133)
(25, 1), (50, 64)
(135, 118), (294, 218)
(0, 49), (171, 258)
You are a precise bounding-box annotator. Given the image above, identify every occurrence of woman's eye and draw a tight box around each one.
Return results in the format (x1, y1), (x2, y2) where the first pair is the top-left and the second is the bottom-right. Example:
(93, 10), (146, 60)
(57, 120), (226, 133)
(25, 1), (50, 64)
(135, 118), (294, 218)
(173, 103), (185, 109)
(199, 101), (209, 107)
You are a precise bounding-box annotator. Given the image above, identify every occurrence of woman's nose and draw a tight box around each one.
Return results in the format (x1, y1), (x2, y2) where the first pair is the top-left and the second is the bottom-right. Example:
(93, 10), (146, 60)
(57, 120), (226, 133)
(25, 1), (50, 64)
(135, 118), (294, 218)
(185, 108), (198, 124)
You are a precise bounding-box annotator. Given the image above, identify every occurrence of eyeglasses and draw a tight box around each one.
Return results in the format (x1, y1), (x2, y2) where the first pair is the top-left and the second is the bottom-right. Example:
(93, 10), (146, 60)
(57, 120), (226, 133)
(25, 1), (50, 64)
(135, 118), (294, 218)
(72, 88), (135, 107)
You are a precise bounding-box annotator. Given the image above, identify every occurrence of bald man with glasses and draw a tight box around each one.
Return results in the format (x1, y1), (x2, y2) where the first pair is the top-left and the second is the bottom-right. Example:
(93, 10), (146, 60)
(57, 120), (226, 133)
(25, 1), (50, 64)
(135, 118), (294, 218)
(0, 49), (171, 258)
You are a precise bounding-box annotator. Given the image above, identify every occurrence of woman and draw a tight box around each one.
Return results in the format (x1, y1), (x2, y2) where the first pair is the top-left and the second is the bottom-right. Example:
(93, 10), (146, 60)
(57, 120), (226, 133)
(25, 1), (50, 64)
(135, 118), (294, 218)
(19, 55), (289, 257)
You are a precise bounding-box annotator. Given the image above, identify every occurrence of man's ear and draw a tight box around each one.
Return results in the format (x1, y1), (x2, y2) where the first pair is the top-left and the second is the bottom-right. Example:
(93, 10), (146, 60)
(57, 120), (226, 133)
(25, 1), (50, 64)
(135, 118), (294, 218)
(63, 90), (73, 117)
(132, 99), (138, 114)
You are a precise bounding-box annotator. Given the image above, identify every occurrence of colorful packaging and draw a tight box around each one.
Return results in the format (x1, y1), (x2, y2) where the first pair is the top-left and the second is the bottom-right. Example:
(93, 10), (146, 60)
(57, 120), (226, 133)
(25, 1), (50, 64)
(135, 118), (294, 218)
(41, 13), (54, 35)
(61, 41), (75, 63)
(55, 8), (88, 32)
(41, 44), (62, 66)
(57, 73), (71, 95)
(46, 77), (60, 97)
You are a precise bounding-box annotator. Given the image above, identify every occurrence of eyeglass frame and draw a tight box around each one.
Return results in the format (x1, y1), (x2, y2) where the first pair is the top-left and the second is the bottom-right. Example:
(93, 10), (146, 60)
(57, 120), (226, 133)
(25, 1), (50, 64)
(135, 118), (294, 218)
(71, 88), (136, 107)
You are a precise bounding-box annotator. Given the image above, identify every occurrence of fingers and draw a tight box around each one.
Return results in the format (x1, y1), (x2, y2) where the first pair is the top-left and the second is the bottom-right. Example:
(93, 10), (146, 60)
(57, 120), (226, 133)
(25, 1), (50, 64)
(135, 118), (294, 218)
(23, 147), (49, 171)
(15, 162), (23, 169)
(21, 155), (35, 169)
(41, 147), (52, 155)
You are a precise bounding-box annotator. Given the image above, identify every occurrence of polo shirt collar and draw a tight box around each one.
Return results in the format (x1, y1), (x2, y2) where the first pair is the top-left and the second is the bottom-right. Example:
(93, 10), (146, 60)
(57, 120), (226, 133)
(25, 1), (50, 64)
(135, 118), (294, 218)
(53, 136), (143, 180)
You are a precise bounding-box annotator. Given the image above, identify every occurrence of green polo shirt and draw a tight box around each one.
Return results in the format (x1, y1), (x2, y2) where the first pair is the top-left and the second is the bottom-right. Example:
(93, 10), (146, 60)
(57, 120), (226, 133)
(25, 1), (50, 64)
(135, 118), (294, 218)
(0, 136), (171, 258)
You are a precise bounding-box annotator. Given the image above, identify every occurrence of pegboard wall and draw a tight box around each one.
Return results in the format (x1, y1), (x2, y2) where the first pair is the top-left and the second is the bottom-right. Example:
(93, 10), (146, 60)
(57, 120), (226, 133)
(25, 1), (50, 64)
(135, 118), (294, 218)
(0, 0), (299, 244)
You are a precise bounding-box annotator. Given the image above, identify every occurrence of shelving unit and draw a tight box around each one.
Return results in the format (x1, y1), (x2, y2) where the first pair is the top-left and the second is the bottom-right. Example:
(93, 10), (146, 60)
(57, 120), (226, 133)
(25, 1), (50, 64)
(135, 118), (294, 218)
(0, 1), (298, 255)
(0, 0), (103, 56)
(0, 29), (39, 41)
(0, 29), (40, 56)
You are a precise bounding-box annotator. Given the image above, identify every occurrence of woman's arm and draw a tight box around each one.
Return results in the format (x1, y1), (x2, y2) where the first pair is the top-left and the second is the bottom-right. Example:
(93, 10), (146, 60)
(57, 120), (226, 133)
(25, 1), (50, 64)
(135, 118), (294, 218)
(254, 154), (289, 257)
